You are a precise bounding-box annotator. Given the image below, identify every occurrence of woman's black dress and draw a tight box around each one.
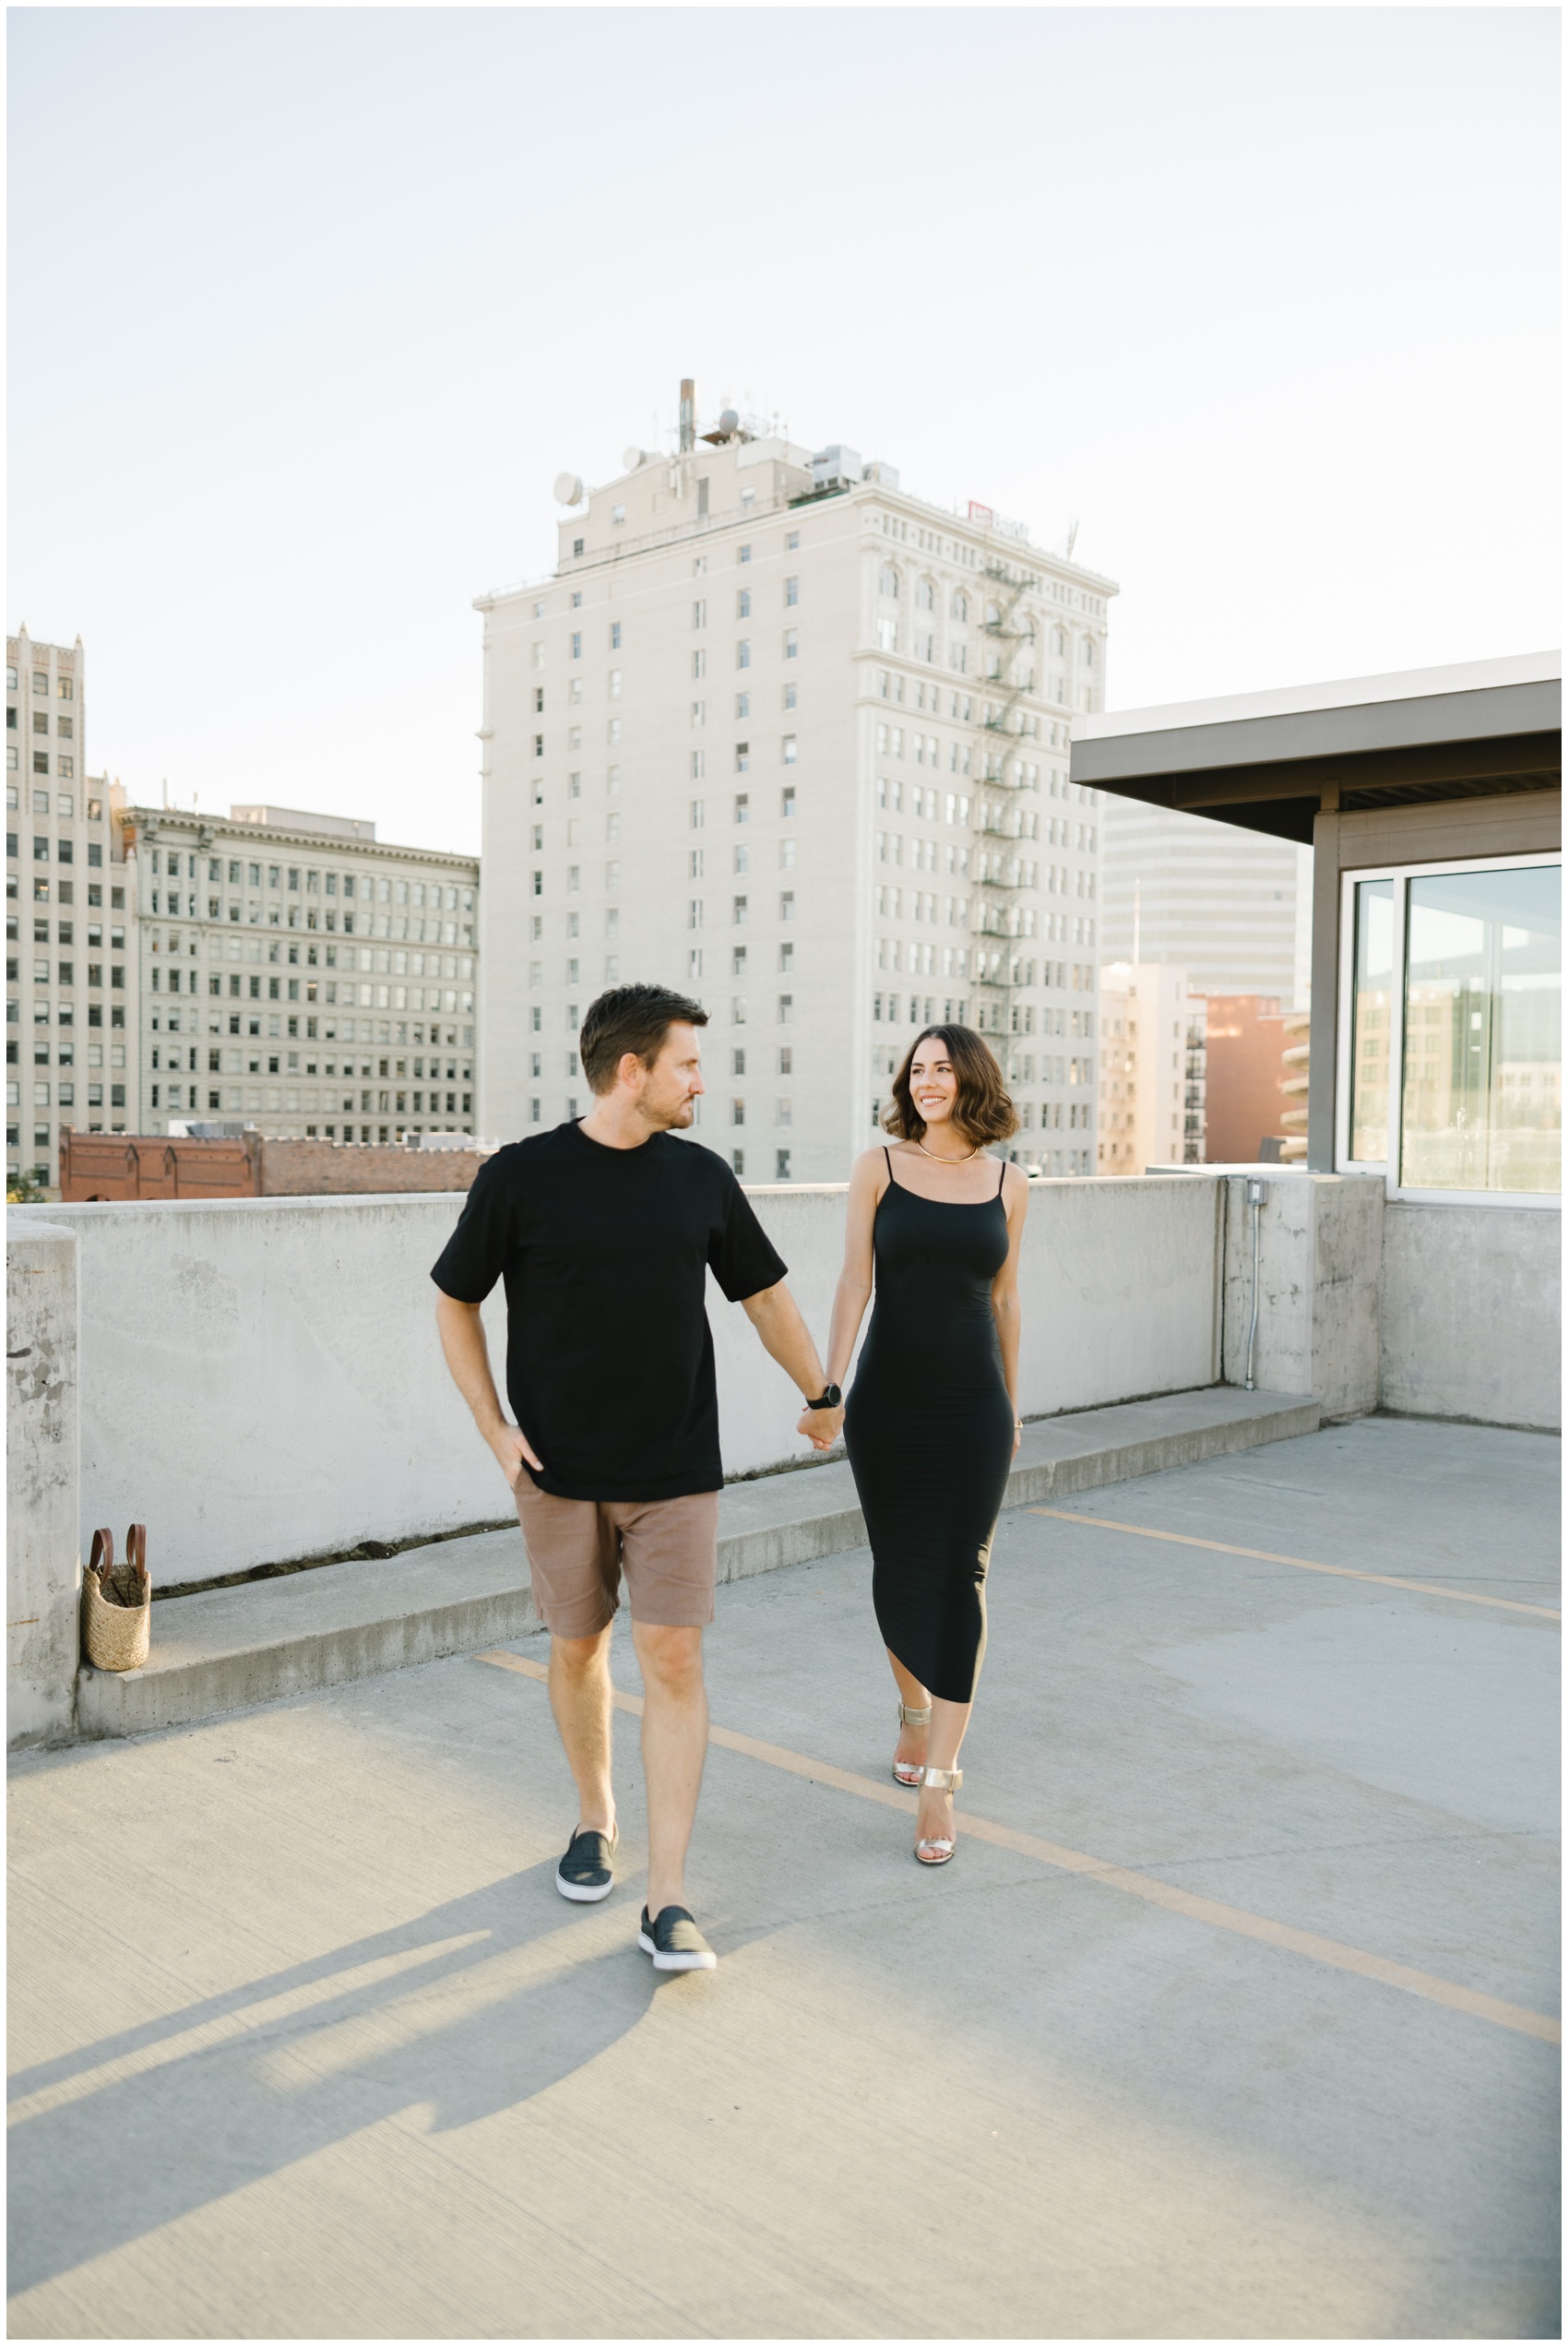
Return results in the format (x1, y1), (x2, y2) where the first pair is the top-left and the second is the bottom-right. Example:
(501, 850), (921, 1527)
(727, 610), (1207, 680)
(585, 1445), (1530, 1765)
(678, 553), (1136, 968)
(842, 1149), (1015, 1704)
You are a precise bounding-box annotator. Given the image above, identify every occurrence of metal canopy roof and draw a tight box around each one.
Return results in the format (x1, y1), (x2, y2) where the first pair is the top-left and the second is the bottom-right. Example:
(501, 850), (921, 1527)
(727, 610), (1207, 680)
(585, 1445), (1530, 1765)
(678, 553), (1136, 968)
(1071, 652), (1562, 843)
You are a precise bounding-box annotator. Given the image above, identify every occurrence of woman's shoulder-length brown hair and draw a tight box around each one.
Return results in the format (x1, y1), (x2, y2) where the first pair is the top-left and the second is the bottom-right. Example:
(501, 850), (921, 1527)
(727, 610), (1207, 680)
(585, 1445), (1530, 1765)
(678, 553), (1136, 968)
(882, 1024), (1019, 1146)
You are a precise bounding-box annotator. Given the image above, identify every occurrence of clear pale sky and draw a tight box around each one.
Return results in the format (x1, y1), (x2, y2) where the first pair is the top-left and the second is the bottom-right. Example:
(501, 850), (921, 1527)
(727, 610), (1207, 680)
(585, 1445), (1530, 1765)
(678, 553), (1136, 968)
(7, 6), (1559, 854)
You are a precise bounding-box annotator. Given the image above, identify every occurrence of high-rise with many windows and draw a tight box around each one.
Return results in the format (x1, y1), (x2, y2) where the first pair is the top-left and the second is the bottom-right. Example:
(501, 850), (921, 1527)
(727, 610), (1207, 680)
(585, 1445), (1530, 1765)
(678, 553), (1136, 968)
(6, 630), (134, 1197)
(1099, 795), (1313, 1008)
(116, 801), (480, 1141)
(476, 399), (1115, 1179)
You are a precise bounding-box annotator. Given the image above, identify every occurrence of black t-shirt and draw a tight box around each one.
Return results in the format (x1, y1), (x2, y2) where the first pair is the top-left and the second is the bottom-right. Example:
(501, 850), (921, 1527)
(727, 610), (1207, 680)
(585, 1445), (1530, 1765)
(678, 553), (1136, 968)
(431, 1120), (788, 1501)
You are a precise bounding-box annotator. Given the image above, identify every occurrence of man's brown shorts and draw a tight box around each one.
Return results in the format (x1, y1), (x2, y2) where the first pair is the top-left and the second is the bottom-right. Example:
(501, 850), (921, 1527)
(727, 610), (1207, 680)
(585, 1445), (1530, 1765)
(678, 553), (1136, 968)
(513, 1476), (720, 1638)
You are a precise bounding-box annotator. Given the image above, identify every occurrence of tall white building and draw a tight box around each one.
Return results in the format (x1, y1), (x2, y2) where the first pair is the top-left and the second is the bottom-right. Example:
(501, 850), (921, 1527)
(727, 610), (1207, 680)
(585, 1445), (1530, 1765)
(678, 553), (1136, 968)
(6, 629), (133, 1197)
(476, 396), (1115, 1179)
(1099, 797), (1313, 1007)
(1098, 961), (1207, 1172)
(117, 801), (479, 1141)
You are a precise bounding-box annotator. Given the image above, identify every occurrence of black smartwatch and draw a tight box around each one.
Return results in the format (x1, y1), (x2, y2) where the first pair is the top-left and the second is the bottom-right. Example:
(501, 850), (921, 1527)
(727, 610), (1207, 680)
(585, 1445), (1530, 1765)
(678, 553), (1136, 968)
(805, 1384), (842, 1411)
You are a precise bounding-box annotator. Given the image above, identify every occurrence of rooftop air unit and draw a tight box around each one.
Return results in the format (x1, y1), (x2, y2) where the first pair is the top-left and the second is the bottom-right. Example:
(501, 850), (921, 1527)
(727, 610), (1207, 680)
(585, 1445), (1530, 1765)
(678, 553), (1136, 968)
(811, 445), (863, 492)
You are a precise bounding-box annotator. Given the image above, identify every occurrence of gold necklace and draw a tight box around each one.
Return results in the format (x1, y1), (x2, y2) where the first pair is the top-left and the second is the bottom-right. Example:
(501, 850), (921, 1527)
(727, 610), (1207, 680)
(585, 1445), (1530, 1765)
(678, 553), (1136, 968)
(913, 1134), (980, 1165)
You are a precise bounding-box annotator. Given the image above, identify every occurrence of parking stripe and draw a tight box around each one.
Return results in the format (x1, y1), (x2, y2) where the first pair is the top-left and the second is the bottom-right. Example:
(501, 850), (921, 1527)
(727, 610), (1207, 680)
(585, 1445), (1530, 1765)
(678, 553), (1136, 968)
(474, 1648), (1560, 2045)
(1029, 1507), (1562, 1622)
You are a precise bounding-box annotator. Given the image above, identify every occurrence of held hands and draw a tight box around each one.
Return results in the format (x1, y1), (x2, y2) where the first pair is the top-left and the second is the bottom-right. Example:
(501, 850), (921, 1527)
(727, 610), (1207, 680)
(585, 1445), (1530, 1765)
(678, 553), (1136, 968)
(489, 1422), (543, 1488)
(797, 1403), (846, 1453)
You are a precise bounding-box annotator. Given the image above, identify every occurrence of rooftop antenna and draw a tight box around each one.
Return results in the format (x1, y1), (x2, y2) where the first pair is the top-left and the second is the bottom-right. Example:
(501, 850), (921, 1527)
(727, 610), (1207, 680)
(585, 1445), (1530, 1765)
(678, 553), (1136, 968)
(1065, 519), (1079, 561)
(679, 378), (695, 454)
(161, 777), (168, 809)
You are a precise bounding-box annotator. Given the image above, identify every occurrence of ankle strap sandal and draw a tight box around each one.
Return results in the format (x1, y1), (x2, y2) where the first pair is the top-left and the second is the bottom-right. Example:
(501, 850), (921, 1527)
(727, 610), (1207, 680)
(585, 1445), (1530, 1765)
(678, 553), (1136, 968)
(914, 1767), (962, 1867)
(893, 1700), (932, 1787)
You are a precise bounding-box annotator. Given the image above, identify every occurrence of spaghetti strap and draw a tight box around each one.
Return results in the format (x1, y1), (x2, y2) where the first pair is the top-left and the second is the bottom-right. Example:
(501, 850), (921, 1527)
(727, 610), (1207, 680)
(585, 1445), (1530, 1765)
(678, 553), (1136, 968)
(996, 1157), (1006, 1197)
(883, 1144), (896, 1191)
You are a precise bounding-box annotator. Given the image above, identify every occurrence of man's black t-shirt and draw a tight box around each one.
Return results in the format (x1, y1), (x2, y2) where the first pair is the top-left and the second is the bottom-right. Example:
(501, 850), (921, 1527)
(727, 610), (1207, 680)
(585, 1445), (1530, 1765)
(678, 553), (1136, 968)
(431, 1121), (788, 1501)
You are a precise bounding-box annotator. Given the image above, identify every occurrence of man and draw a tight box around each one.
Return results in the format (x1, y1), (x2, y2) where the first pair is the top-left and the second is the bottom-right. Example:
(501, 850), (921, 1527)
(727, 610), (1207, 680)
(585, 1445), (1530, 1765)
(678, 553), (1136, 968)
(433, 983), (841, 1972)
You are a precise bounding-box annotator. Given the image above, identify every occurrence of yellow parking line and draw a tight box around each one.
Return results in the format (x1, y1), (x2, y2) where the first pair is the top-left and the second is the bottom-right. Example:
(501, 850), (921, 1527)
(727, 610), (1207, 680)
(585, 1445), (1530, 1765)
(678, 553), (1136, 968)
(1029, 1507), (1562, 1623)
(474, 1649), (1560, 2046)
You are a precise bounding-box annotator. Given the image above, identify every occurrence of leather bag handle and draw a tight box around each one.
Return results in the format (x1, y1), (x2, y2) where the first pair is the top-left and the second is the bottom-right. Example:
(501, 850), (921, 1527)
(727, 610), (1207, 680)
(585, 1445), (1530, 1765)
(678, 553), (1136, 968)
(89, 1526), (113, 1583)
(125, 1522), (148, 1593)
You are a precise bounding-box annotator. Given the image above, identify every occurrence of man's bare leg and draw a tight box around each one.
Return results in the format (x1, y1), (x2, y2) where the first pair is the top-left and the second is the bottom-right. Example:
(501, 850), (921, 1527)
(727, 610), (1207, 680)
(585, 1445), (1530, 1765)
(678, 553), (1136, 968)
(631, 1621), (708, 1914)
(548, 1625), (616, 1838)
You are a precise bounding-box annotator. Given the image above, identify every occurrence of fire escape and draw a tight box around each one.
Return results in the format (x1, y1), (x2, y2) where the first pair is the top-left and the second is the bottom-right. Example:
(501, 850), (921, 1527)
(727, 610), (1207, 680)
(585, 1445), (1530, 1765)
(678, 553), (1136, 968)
(968, 553), (1039, 1035)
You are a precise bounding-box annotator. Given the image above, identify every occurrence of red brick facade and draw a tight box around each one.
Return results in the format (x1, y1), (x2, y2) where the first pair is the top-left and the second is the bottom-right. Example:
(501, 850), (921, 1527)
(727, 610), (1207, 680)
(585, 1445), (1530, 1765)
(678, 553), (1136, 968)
(59, 1132), (489, 1202)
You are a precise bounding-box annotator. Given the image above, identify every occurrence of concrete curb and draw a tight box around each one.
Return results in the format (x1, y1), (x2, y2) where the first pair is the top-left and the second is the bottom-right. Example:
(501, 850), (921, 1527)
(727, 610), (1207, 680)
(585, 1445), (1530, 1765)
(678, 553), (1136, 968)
(75, 1385), (1320, 1739)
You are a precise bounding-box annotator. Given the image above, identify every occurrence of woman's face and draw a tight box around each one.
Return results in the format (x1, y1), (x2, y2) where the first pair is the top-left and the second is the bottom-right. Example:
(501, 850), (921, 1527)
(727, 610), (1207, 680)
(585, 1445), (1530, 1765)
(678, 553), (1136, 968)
(909, 1040), (958, 1128)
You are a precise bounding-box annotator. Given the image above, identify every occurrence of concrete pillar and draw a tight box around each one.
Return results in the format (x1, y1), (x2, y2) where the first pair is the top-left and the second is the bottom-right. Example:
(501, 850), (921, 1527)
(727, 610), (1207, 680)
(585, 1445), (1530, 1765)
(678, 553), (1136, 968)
(1221, 1171), (1383, 1420)
(1307, 802), (1341, 1172)
(7, 1214), (80, 1745)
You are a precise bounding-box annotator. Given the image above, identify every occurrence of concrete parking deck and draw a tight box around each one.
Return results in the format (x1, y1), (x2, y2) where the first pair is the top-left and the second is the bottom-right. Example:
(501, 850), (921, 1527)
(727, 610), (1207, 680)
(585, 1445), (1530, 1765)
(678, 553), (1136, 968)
(8, 1416), (1560, 2339)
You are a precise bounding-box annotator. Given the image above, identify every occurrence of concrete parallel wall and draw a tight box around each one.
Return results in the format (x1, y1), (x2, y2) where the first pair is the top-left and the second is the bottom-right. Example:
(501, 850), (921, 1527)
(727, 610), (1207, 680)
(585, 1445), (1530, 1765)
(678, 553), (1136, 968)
(6, 1217), (80, 1744)
(1219, 1171), (1384, 1422)
(1380, 1200), (1561, 1433)
(29, 1174), (1225, 1591)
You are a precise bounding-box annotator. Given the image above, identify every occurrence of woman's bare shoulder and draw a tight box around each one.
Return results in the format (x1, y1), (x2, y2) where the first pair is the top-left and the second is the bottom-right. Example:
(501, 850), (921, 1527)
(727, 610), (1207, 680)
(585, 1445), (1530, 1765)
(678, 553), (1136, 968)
(1001, 1159), (1032, 1208)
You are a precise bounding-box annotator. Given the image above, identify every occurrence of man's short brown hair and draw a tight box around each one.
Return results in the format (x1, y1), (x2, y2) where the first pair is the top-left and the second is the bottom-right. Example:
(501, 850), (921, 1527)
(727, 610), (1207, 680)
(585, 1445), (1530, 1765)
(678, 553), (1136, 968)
(579, 983), (709, 1094)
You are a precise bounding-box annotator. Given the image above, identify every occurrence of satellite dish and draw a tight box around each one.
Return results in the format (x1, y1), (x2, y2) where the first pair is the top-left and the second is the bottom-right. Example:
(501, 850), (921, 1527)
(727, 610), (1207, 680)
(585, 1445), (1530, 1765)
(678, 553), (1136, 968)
(623, 446), (647, 472)
(719, 408), (739, 435)
(553, 472), (585, 507)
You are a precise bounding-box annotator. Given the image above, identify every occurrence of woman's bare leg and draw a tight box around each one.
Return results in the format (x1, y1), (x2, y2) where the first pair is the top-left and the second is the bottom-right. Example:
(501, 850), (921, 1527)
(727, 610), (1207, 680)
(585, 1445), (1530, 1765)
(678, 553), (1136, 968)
(887, 1647), (930, 1776)
(915, 1695), (971, 1854)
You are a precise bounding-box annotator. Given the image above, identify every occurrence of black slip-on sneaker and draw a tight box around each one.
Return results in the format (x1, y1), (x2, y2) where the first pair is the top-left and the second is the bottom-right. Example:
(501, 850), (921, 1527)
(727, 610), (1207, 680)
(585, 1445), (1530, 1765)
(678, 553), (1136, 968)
(637, 1904), (718, 1972)
(555, 1826), (618, 1903)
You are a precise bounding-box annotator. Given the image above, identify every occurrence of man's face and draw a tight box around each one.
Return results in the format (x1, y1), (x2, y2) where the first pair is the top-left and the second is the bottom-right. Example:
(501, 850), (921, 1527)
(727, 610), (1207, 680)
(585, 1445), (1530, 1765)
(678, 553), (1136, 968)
(637, 1022), (705, 1129)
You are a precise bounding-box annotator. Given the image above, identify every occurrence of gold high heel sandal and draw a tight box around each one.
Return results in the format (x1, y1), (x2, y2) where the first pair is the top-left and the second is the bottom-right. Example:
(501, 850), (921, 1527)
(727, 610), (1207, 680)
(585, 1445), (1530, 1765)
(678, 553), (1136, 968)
(893, 1699), (931, 1788)
(914, 1767), (962, 1866)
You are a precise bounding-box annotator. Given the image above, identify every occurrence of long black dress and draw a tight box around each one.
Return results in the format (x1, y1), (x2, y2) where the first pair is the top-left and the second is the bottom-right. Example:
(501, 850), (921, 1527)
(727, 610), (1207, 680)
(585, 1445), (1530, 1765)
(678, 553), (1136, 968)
(842, 1149), (1015, 1704)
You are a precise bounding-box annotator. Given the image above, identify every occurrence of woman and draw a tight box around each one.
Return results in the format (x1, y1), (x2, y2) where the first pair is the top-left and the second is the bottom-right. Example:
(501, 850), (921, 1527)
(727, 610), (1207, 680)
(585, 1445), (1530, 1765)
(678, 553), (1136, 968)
(800, 1026), (1028, 1865)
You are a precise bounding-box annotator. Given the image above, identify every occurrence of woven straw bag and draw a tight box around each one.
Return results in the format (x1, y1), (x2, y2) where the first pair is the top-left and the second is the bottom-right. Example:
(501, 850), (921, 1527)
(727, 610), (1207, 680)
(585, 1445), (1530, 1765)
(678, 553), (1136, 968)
(83, 1524), (151, 1673)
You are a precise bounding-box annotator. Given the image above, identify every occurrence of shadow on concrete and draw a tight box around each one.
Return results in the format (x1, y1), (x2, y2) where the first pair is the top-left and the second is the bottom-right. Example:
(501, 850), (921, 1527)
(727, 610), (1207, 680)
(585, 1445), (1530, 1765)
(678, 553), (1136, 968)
(8, 1858), (728, 2297)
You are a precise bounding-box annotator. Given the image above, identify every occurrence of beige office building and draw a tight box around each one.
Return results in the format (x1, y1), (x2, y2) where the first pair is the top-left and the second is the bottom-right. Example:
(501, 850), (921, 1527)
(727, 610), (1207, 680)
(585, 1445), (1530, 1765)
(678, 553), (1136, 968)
(475, 398), (1116, 1180)
(1100, 796), (1313, 1007)
(118, 801), (479, 1141)
(6, 630), (133, 1197)
(1098, 960), (1207, 1172)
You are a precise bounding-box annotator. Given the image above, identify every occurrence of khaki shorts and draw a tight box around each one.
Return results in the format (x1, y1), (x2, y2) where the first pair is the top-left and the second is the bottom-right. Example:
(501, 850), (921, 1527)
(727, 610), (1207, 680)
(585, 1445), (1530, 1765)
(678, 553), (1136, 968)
(513, 1477), (720, 1639)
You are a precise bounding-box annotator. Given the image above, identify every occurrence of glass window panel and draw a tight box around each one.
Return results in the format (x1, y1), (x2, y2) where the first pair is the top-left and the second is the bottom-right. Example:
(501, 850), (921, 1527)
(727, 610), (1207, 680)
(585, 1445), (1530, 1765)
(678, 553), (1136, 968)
(1348, 878), (1394, 1160)
(1400, 864), (1560, 1194)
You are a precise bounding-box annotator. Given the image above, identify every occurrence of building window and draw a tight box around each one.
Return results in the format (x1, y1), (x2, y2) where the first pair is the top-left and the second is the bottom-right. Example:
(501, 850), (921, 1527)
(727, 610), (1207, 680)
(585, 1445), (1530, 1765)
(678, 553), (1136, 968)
(737, 590), (751, 619)
(735, 744), (751, 773)
(1341, 859), (1561, 1197)
(785, 577), (799, 607)
(783, 630), (798, 660)
(776, 1148), (791, 1180)
(782, 735), (797, 765)
(610, 621), (622, 649)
